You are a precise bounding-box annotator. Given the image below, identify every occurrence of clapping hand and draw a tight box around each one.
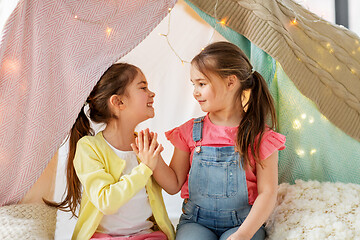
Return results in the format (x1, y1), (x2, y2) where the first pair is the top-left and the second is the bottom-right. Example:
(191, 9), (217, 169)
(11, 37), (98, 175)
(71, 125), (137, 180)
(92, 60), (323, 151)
(131, 128), (163, 171)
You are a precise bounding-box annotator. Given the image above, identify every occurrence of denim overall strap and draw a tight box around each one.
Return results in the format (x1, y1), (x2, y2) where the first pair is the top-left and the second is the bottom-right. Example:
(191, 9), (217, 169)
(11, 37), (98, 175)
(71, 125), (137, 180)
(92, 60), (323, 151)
(192, 116), (205, 142)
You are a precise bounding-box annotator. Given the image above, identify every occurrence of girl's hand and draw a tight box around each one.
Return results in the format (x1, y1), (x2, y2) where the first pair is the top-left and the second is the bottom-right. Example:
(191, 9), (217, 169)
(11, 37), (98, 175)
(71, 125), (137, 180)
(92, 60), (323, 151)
(131, 129), (163, 171)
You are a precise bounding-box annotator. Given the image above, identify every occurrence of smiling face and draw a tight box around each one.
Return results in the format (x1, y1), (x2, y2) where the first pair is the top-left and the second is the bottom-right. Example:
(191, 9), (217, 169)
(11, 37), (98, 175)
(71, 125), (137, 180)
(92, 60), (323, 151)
(122, 71), (155, 122)
(190, 64), (230, 113)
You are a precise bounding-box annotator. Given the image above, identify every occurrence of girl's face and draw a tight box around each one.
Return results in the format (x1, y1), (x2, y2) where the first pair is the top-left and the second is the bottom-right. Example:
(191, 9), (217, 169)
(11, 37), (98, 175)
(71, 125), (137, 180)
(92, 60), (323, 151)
(123, 71), (155, 122)
(190, 65), (229, 113)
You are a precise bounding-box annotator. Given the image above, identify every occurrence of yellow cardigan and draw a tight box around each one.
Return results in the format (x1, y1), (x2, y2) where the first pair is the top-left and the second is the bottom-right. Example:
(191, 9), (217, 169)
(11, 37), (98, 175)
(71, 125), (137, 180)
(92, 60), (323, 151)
(72, 132), (175, 240)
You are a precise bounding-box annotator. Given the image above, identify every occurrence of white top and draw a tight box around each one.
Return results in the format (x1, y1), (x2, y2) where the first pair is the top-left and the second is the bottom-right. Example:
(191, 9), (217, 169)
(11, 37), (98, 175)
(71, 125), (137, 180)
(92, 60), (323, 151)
(97, 140), (153, 236)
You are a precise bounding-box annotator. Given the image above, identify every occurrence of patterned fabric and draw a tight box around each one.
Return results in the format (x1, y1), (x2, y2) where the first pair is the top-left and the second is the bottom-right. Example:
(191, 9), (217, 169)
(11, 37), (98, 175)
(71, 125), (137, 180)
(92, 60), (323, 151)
(0, 0), (176, 206)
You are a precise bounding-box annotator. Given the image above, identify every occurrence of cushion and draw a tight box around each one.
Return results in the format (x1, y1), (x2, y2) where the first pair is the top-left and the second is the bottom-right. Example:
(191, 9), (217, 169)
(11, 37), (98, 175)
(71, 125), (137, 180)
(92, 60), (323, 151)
(266, 180), (360, 239)
(0, 203), (56, 239)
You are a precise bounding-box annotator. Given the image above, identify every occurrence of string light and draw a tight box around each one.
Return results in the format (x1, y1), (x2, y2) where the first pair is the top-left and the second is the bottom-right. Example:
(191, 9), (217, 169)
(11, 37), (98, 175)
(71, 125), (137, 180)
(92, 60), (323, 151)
(308, 116), (314, 124)
(159, 7), (190, 65)
(159, 0), (228, 65)
(219, 18), (227, 26)
(290, 18), (298, 25)
(310, 149), (317, 155)
(296, 149), (305, 157)
(106, 27), (112, 34)
(293, 119), (301, 129)
(301, 113), (306, 119)
(335, 65), (340, 70)
(3, 59), (18, 74)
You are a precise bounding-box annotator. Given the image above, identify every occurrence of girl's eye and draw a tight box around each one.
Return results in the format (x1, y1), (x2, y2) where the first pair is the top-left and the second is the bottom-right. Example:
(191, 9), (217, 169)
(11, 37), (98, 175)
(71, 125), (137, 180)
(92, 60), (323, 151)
(141, 87), (147, 90)
(199, 83), (205, 86)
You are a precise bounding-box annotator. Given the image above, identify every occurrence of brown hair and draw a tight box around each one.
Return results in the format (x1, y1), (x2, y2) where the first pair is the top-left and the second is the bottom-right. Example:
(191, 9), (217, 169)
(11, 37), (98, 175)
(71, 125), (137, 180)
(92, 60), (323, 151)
(191, 41), (277, 168)
(44, 63), (140, 216)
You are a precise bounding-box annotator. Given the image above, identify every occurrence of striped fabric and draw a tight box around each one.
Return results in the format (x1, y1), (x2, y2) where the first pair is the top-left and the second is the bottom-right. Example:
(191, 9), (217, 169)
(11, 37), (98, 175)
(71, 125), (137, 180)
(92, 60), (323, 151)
(0, 0), (176, 206)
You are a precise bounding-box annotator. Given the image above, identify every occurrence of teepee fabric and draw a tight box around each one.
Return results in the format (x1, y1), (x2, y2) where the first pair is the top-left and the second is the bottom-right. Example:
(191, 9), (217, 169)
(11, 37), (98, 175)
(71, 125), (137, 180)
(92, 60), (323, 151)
(188, 0), (360, 142)
(0, 0), (176, 206)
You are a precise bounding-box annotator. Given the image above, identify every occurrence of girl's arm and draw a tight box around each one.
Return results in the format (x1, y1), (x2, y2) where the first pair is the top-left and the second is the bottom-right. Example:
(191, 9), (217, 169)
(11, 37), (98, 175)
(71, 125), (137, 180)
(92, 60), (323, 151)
(134, 129), (190, 195)
(227, 150), (279, 240)
(153, 147), (190, 195)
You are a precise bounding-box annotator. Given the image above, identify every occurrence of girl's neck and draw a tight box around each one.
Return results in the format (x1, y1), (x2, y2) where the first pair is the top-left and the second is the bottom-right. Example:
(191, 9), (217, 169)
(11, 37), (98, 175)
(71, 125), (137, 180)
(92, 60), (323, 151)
(102, 120), (136, 151)
(208, 111), (241, 127)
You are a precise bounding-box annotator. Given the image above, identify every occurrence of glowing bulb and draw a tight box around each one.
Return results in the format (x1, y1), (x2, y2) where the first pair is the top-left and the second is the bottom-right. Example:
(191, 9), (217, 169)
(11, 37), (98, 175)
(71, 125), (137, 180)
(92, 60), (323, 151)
(293, 119), (301, 129)
(351, 68), (356, 74)
(310, 149), (317, 155)
(352, 50), (356, 55)
(309, 117), (314, 124)
(4, 59), (18, 73)
(201, 48), (205, 51)
(297, 57), (302, 62)
(74, 15), (78, 19)
(168, 8), (172, 11)
(181, 60), (184, 66)
(106, 27), (112, 35)
(326, 43), (331, 48)
(291, 18), (298, 25)
(219, 18), (226, 26)
(329, 48), (334, 54)
(335, 65), (340, 70)
(301, 114), (306, 119)
(296, 149), (305, 157)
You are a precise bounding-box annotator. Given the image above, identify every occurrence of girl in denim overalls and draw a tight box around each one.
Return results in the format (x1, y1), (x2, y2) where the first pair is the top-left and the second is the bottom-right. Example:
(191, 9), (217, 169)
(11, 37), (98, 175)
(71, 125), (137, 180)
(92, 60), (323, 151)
(141, 42), (285, 240)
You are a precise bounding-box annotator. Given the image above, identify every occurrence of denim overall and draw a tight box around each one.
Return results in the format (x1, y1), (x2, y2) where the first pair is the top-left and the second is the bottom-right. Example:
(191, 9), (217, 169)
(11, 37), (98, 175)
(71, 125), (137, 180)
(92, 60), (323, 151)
(176, 117), (265, 240)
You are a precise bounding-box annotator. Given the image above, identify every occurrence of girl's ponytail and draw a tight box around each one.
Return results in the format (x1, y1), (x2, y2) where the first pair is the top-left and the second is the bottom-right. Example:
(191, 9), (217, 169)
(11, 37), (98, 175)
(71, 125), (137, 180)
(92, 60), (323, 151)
(44, 104), (93, 217)
(237, 71), (277, 168)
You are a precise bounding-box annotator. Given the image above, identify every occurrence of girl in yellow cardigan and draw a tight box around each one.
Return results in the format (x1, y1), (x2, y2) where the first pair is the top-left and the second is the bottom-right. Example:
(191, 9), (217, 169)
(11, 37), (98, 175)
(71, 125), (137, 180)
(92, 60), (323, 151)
(46, 63), (175, 240)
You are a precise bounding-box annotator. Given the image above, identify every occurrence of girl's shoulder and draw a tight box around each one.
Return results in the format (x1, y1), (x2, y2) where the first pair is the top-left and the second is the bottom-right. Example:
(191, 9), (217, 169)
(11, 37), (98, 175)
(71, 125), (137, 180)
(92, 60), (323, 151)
(77, 132), (105, 147)
(257, 129), (286, 160)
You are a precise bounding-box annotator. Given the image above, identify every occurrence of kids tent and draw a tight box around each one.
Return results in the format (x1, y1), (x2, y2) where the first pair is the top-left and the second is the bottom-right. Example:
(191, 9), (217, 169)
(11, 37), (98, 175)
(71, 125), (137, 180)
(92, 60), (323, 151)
(0, 0), (359, 238)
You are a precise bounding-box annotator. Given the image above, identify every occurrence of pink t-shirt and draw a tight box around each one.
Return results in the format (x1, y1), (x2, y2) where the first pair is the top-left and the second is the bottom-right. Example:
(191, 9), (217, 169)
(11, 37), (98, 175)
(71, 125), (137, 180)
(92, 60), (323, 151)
(165, 114), (286, 205)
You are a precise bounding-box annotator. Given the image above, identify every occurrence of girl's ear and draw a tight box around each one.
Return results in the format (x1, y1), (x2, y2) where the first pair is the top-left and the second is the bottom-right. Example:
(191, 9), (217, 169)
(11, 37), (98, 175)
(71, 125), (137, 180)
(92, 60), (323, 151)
(109, 95), (125, 109)
(226, 75), (238, 90)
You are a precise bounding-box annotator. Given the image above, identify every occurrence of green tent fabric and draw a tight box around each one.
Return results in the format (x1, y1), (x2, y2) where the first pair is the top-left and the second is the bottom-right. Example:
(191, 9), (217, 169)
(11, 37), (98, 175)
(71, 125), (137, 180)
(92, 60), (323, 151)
(185, 0), (360, 184)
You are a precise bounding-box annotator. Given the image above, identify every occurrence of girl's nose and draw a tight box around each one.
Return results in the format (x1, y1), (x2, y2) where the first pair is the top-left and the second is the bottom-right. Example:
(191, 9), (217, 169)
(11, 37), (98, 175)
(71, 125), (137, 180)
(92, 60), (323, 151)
(193, 89), (199, 97)
(149, 90), (155, 98)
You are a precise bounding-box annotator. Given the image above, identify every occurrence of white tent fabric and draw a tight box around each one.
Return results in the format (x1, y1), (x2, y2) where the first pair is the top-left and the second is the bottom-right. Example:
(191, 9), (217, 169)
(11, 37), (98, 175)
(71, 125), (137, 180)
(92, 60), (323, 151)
(53, 1), (228, 238)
